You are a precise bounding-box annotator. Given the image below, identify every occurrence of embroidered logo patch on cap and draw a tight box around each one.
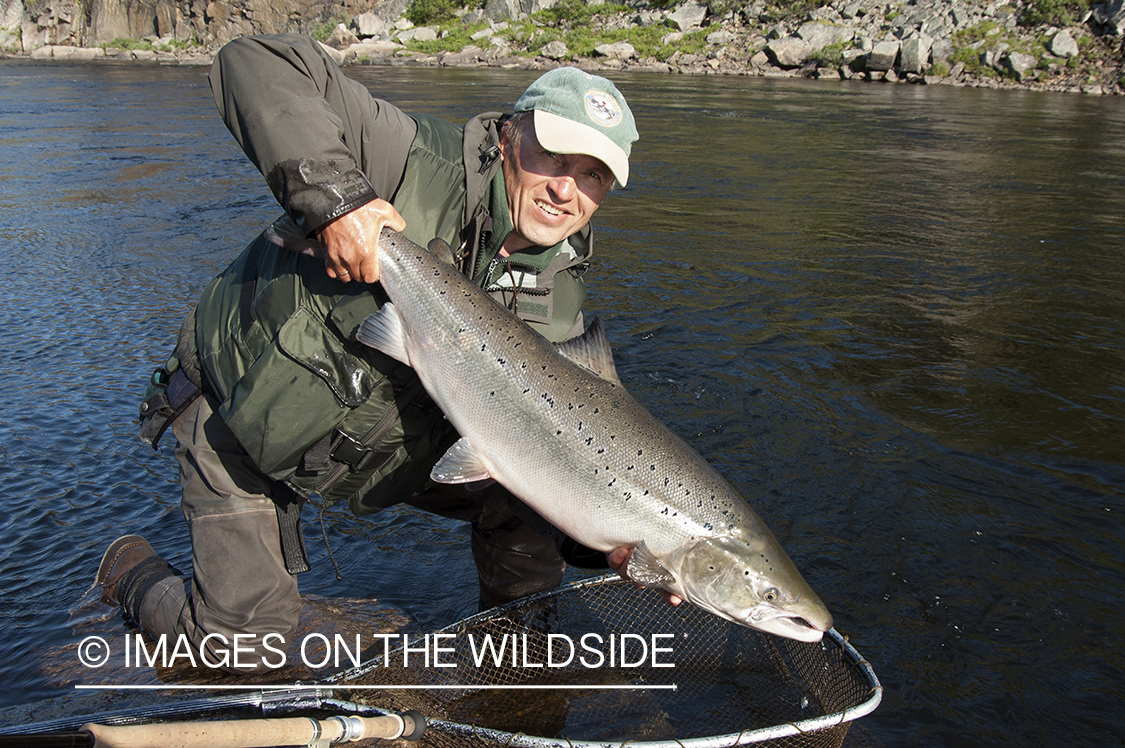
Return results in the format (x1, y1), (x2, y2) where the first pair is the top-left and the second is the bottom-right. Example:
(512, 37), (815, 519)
(585, 90), (622, 128)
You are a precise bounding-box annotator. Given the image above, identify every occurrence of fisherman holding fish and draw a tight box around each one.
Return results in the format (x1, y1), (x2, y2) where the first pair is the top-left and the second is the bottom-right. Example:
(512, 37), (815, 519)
(98, 33), (646, 671)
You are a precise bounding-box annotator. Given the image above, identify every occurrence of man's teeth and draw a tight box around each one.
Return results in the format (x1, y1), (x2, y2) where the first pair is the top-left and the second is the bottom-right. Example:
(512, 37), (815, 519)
(536, 201), (562, 216)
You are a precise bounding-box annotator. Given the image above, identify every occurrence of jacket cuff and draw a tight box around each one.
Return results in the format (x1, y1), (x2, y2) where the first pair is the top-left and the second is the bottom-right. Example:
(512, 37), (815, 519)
(265, 158), (381, 236)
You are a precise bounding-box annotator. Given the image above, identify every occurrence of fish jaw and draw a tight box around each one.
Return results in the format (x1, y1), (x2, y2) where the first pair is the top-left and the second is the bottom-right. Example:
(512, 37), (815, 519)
(743, 607), (831, 643)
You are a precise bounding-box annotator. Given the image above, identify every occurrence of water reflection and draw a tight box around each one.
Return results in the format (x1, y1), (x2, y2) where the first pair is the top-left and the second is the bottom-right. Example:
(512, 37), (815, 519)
(0, 61), (1122, 747)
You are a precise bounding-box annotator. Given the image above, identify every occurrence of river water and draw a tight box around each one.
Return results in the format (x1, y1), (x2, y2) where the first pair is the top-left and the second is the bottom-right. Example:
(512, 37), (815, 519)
(0, 59), (1122, 746)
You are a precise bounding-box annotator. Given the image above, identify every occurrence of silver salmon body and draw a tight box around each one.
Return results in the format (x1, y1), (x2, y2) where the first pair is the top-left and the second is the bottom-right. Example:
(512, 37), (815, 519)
(358, 230), (832, 642)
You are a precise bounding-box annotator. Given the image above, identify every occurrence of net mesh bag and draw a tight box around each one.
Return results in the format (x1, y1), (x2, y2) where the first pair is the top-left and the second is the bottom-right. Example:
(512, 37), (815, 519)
(334, 575), (881, 748)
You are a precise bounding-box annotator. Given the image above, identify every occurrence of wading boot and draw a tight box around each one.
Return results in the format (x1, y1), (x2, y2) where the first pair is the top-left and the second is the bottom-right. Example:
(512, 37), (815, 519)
(96, 535), (157, 606)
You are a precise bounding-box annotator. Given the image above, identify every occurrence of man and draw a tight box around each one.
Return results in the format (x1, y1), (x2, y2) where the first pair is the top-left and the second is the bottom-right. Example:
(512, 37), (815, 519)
(96, 33), (640, 671)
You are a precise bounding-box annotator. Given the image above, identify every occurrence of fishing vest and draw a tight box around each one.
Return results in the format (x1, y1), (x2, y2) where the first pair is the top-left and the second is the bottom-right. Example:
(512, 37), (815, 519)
(191, 112), (593, 521)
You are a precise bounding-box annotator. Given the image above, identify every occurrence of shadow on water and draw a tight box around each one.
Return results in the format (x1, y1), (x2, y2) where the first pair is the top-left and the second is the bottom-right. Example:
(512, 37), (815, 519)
(0, 61), (1122, 746)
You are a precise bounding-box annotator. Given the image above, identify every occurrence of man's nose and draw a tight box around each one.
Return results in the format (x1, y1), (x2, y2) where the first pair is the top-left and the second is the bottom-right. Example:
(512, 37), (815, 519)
(548, 173), (576, 201)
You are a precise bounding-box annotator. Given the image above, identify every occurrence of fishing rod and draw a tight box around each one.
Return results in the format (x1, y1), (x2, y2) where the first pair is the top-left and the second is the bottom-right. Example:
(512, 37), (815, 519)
(0, 708), (425, 747)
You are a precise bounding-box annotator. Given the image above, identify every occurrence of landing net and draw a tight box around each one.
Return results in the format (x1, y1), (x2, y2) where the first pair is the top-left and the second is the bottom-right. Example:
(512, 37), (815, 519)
(333, 574), (881, 747)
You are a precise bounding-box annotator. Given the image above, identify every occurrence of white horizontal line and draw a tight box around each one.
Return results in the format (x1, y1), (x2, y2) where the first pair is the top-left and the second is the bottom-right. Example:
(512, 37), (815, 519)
(75, 684), (677, 691)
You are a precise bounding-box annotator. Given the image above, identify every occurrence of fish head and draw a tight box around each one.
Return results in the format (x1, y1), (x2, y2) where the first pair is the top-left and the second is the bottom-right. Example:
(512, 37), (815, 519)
(678, 534), (832, 643)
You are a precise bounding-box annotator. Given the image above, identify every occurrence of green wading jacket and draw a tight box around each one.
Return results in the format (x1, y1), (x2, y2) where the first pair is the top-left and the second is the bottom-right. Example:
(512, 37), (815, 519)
(196, 34), (594, 516)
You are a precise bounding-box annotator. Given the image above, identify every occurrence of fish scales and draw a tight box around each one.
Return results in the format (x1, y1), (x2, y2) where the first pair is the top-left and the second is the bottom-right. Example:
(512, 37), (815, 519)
(362, 230), (832, 642)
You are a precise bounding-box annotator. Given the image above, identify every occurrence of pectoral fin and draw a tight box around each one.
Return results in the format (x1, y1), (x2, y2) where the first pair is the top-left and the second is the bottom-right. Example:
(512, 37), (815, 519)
(357, 304), (410, 365)
(431, 437), (494, 484)
(626, 540), (675, 587)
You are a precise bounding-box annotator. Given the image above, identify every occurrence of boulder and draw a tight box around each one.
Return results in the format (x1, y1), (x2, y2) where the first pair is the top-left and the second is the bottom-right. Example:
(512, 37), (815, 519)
(866, 40), (900, 71)
(351, 39), (402, 57)
(706, 29), (735, 45)
(53, 45), (105, 59)
(484, 0), (522, 23)
(595, 41), (635, 59)
(899, 34), (933, 74)
(541, 39), (567, 59)
(353, 12), (386, 39)
(324, 23), (359, 49)
(1003, 50), (1038, 81)
(765, 36), (811, 68)
(667, 2), (707, 31)
(317, 40), (344, 65)
(526, 0), (559, 13)
(1048, 29), (1079, 57)
(1093, 0), (1125, 33)
(795, 21), (855, 53)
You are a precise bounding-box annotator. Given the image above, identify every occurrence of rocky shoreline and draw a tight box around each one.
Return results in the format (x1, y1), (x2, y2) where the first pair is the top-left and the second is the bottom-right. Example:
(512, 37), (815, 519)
(4, 0), (1124, 95)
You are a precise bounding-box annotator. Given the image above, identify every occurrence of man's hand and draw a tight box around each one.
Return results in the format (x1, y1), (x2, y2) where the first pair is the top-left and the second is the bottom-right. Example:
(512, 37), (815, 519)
(316, 198), (406, 283)
(607, 546), (683, 607)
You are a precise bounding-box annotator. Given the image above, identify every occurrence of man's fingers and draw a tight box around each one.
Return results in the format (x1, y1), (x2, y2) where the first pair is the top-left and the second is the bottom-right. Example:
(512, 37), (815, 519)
(317, 199), (406, 283)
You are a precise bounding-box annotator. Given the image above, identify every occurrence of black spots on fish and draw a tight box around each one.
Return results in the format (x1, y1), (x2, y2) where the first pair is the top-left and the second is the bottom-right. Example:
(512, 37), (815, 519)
(542, 393), (555, 408)
(497, 357), (506, 365)
(650, 465), (656, 471)
(637, 449), (643, 456)
(556, 430), (562, 436)
(577, 421), (583, 431)
(608, 478), (616, 487)
(593, 407), (599, 414)
(585, 437), (594, 446)
(596, 448), (605, 455)
(523, 388), (530, 394)
(490, 391), (495, 397)
(626, 464), (634, 471)
(480, 344), (487, 352)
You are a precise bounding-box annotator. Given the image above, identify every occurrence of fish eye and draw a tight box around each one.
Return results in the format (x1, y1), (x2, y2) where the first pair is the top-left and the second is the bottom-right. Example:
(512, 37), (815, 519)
(763, 587), (779, 603)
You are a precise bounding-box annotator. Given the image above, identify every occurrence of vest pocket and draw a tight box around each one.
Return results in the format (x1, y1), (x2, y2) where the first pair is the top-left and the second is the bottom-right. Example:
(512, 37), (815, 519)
(221, 307), (379, 479)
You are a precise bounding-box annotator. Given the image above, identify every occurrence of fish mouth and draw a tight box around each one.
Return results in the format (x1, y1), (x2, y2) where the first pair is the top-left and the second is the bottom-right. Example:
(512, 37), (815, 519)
(745, 613), (830, 643)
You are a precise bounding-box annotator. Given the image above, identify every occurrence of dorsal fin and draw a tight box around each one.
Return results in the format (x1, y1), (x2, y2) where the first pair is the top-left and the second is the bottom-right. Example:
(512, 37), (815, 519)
(555, 317), (621, 385)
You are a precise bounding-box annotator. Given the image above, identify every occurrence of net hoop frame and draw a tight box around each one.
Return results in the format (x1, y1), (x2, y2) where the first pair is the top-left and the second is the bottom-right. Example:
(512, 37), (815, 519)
(335, 574), (883, 748)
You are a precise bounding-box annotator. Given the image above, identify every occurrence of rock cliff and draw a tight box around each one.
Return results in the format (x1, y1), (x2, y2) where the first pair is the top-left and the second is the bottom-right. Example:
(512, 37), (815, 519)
(3, 0), (1123, 95)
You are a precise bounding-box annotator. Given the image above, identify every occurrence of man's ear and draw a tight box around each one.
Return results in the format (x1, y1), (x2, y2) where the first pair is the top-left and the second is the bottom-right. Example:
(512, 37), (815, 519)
(498, 129), (511, 162)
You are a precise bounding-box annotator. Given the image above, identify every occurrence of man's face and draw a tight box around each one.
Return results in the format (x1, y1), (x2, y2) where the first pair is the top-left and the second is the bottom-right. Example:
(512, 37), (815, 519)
(499, 120), (614, 253)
